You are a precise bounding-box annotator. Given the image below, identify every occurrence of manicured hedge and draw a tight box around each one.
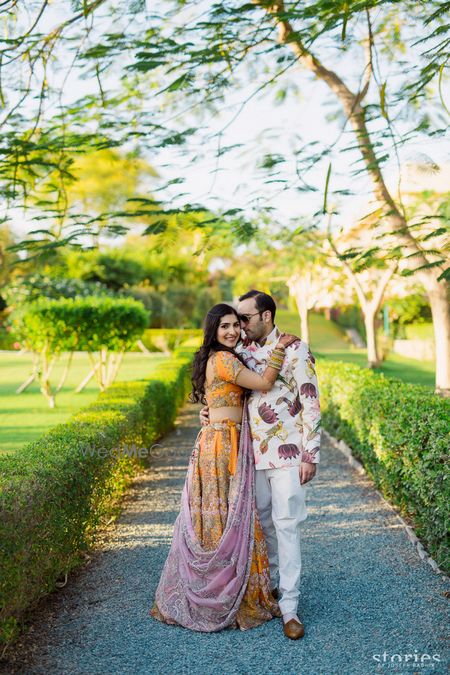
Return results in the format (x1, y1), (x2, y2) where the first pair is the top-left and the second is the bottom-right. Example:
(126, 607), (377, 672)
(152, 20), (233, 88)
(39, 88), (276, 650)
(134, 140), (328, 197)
(0, 326), (203, 353)
(134, 328), (203, 352)
(0, 348), (194, 646)
(318, 360), (449, 573)
(12, 296), (148, 352)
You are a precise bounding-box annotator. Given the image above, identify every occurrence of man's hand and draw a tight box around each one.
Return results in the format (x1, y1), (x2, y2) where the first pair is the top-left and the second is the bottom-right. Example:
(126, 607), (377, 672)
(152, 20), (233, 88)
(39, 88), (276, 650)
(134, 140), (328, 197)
(299, 461), (316, 485)
(199, 406), (210, 427)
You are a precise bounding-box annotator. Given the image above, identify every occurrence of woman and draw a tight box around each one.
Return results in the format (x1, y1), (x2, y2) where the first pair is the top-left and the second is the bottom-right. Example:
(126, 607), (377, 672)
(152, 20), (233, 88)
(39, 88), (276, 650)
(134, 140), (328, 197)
(149, 303), (294, 632)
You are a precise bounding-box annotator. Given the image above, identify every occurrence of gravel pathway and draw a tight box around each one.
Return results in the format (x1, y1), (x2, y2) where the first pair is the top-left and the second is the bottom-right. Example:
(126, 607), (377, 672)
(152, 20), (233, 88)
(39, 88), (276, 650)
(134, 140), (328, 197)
(2, 403), (448, 675)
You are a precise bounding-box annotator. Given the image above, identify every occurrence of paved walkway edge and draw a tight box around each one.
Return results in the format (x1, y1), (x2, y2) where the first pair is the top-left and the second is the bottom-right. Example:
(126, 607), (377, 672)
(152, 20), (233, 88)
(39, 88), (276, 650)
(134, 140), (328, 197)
(323, 430), (448, 581)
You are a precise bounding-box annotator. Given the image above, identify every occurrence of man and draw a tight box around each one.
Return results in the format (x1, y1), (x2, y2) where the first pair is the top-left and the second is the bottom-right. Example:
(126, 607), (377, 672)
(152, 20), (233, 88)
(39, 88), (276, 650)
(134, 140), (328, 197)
(201, 289), (321, 640)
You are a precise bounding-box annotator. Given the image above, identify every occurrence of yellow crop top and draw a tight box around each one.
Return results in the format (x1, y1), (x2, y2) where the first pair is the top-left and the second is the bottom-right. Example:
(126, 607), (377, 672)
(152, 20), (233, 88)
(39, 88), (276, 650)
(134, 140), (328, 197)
(205, 350), (246, 408)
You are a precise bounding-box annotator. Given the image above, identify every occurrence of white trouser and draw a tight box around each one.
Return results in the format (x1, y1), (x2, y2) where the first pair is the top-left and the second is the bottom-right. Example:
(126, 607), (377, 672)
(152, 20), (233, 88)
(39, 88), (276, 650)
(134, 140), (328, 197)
(255, 466), (308, 617)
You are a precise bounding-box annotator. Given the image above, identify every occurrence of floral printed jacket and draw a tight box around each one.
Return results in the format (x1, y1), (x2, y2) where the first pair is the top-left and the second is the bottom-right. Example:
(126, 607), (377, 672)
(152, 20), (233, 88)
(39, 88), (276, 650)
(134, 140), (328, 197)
(236, 326), (321, 470)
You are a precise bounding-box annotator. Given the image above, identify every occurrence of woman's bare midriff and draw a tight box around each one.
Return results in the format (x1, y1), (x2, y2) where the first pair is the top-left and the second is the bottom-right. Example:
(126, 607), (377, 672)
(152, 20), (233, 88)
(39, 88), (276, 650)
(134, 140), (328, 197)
(209, 405), (243, 424)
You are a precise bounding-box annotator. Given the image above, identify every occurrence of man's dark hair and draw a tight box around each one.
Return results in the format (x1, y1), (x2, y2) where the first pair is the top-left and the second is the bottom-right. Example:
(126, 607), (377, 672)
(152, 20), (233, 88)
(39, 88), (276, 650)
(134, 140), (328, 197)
(239, 289), (276, 322)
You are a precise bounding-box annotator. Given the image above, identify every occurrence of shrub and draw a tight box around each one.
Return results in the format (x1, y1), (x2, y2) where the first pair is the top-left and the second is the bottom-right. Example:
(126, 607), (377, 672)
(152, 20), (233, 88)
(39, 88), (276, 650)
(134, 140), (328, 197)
(0, 349), (194, 646)
(0, 325), (18, 350)
(11, 297), (149, 405)
(12, 296), (149, 354)
(127, 284), (220, 328)
(318, 359), (449, 573)
(65, 249), (147, 290)
(134, 328), (203, 352)
(333, 304), (366, 340)
(389, 293), (432, 337)
(3, 274), (122, 308)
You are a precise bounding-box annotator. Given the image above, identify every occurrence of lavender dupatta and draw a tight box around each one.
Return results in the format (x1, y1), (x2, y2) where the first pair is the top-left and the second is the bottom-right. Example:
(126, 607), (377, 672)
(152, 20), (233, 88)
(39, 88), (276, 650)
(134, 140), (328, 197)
(153, 402), (255, 632)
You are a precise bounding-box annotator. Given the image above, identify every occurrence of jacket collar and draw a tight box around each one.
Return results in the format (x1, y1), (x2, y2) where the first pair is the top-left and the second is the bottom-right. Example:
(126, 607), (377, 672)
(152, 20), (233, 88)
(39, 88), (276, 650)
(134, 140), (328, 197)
(256, 325), (280, 348)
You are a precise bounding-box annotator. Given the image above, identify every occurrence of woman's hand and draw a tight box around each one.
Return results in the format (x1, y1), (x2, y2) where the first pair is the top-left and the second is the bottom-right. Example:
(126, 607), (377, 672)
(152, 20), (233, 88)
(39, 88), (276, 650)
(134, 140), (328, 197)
(199, 406), (210, 427)
(276, 332), (300, 349)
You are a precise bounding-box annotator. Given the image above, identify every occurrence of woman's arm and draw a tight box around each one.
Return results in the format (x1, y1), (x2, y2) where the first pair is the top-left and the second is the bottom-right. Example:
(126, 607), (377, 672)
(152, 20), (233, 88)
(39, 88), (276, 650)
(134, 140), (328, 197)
(235, 335), (293, 391)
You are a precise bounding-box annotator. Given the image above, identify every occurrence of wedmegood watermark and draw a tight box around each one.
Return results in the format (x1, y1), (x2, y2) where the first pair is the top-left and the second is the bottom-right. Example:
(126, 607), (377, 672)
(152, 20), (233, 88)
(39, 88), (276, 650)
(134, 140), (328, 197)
(79, 443), (173, 459)
(372, 651), (441, 670)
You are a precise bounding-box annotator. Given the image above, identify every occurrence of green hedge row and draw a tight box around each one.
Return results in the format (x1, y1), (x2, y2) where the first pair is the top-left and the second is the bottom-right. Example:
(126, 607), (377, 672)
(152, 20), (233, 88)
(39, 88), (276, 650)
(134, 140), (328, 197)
(0, 348), (194, 646)
(12, 296), (148, 353)
(0, 326), (203, 353)
(318, 360), (449, 573)
(134, 328), (203, 352)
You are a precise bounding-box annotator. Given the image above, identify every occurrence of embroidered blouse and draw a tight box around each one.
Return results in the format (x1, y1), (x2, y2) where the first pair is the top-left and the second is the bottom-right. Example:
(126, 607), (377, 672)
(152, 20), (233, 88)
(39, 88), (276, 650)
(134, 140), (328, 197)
(205, 350), (246, 409)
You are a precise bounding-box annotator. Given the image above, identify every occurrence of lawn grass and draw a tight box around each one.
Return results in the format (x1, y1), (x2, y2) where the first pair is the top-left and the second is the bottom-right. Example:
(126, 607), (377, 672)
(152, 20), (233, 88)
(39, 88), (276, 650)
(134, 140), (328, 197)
(0, 351), (168, 455)
(276, 311), (435, 390)
(277, 309), (350, 351)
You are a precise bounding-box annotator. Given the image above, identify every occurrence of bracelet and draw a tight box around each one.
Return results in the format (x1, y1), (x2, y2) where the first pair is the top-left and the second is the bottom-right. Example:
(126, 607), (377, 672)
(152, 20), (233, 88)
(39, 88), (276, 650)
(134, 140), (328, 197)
(267, 347), (285, 370)
(272, 347), (285, 358)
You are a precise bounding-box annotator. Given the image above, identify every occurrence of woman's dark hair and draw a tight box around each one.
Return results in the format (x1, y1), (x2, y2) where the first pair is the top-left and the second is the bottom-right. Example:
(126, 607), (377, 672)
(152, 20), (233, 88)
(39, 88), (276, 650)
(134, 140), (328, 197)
(190, 303), (242, 404)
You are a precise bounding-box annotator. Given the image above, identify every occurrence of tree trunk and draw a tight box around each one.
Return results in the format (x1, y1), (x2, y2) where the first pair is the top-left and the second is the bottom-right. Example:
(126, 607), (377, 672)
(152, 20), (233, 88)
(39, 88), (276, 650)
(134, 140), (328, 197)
(110, 351), (124, 384)
(56, 351), (74, 392)
(299, 303), (310, 344)
(40, 345), (56, 407)
(99, 348), (107, 391)
(76, 361), (100, 393)
(287, 276), (311, 343)
(363, 308), (380, 368)
(259, 0), (449, 393)
(424, 278), (450, 395)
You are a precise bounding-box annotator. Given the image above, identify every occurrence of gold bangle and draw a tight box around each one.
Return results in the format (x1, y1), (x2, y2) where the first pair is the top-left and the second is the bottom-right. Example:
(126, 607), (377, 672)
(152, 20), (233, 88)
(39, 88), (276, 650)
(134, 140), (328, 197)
(270, 348), (285, 362)
(270, 351), (284, 360)
(268, 351), (284, 369)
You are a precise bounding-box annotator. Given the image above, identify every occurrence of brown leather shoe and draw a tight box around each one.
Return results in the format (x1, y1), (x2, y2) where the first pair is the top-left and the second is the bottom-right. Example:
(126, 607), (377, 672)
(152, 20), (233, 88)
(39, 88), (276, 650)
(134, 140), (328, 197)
(283, 618), (305, 640)
(271, 588), (280, 601)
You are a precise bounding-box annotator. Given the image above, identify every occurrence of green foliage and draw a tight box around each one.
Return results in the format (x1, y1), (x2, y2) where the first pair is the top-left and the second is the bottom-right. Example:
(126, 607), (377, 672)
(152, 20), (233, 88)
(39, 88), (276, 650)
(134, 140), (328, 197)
(12, 296), (148, 354)
(136, 328), (203, 352)
(404, 323), (434, 341)
(388, 293), (432, 337)
(0, 223), (19, 288)
(64, 249), (147, 290)
(0, 348), (194, 646)
(333, 305), (366, 340)
(1, 1), (447, 259)
(128, 284), (221, 328)
(3, 274), (121, 308)
(318, 359), (449, 572)
(0, 325), (18, 350)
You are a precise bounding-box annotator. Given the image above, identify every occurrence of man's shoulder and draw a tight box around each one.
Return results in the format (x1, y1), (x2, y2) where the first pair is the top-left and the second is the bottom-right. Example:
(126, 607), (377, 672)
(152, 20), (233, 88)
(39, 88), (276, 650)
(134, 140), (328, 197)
(284, 337), (315, 364)
(284, 335), (305, 353)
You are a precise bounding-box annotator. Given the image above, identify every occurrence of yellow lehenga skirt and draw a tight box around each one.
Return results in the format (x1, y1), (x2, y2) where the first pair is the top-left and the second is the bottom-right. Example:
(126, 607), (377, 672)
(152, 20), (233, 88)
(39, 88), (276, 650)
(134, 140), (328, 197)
(150, 420), (281, 630)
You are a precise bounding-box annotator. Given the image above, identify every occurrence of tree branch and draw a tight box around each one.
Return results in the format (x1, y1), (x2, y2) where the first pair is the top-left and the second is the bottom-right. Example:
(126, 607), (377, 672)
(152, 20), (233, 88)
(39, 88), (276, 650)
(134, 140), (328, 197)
(370, 263), (397, 312)
(358, 8), (373, 102)
(255, 0), (430, 268)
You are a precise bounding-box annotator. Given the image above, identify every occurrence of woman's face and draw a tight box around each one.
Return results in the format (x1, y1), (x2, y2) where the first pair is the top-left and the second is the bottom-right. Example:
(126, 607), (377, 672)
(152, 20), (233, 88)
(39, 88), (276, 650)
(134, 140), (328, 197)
(216, 313), (240, 348)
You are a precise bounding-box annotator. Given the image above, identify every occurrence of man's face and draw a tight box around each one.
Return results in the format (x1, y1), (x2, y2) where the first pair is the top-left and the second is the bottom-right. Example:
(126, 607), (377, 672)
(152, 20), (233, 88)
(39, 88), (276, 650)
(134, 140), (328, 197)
(237, 297), (271, 342)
